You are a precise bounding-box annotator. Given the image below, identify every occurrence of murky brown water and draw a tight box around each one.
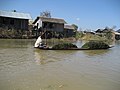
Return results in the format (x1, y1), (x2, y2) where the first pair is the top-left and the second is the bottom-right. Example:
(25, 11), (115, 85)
(0, 39), (120, 90)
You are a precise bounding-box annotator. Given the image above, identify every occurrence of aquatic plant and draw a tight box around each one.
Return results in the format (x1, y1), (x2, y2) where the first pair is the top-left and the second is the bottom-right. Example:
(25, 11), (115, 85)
(81, 40), (110, 49)
(52, 43), (77, 49)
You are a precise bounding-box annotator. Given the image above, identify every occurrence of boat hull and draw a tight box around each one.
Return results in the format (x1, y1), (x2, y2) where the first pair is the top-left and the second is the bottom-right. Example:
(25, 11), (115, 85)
(36, 47), (111, 50)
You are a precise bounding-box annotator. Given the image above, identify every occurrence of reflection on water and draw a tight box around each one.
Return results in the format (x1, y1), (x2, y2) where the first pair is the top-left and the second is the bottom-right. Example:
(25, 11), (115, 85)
(83, 49), (110, 56)
(34, 49), (77, 65)
(0, 39), (120, 90)
(34, 49), (57, 65)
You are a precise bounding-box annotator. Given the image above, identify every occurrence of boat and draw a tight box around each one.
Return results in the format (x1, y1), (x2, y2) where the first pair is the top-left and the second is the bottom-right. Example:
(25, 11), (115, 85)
(36, 46), (112, 50)
(35, 41), (114, 50)
(34, 30), (114, 50)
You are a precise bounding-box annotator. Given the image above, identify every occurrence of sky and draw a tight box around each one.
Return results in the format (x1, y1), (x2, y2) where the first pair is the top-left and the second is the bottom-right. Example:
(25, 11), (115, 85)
(0, 0), (120, 30)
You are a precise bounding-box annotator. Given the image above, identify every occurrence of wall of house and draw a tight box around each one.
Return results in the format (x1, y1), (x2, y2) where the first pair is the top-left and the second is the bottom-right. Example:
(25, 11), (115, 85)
(41, 22), (64, 32)
(0, 16), (28, 30)
(54, 23), (64, 32)
(64, 29), (75, 37)
(34, 19), (42, 29)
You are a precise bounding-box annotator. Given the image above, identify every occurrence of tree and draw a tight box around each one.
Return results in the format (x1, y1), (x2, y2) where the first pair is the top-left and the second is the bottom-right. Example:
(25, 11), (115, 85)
(40, 11), (51, 18)
(72, 24), (78, 31)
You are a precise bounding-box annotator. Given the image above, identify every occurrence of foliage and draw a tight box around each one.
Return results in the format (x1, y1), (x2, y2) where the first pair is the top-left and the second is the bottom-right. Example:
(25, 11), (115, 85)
(40, 11), (51, 18)
(52, 43), (78, 49)
(81, 40), (110, 49)
(0, 26), (30, 39)
(104, 31), (113, 40)
(82, 33), (107, 41)
(74, 31), (84, 39)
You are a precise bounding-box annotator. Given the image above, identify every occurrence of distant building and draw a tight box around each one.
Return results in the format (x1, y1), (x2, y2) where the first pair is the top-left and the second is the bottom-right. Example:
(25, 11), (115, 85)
(64, 24), (76, 37)
(0, 10), (32, 30)
(95, 28), (117, 40)
(114, 30), (120, 40)
(116, 29), (120, 33)
(95, 29), (103, 33)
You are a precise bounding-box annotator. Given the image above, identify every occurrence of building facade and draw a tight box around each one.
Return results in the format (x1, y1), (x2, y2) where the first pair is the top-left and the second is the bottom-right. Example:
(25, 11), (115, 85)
(0, 10), (32, 30)
(33, 16), (66, 32)
(64, 24), (76, 37)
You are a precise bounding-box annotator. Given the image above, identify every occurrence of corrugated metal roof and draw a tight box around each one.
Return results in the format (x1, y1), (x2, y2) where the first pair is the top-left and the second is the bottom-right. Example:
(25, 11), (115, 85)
(0, 10), (32, 19)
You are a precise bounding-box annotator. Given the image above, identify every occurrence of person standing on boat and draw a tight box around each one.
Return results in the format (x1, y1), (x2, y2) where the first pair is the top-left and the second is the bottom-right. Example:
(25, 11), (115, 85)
(34, 31), (48, 48)
(34, 36), (42, 48)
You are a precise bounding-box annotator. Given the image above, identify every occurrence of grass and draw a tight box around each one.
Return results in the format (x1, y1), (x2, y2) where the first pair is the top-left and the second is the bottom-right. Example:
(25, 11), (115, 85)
(82, 33), (107, 41)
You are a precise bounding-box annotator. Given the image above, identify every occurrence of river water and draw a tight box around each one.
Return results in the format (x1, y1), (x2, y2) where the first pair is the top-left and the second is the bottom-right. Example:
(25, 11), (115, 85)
(0, 39), (120, 90)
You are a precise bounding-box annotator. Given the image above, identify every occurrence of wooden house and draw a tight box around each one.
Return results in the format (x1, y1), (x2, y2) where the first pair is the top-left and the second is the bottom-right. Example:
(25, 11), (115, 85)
(64, 24), (76, 37)
(114, 30), (120, 40)
(0, 10), (32, 30)
(33, 16), (66, 33)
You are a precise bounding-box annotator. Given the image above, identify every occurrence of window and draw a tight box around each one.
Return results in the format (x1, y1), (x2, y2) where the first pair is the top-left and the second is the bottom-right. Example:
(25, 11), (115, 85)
(3, 18), (7, 24)
(43, 22), (47, 28)
(49, 23), (54, 29)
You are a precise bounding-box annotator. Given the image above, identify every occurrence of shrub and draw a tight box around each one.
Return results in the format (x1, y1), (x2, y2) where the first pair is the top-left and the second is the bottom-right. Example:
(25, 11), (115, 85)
(75, 31), (84, 39)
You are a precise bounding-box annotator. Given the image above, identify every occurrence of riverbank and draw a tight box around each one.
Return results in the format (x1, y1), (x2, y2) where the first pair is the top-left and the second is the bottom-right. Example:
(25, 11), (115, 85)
(0, 26), (34, 39)
(0, 26), (116, 45)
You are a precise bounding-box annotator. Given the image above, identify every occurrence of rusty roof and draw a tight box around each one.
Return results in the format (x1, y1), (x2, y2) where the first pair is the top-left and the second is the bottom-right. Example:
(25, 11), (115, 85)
(64, 24), (75, 30)
(33, 16), (67, 24)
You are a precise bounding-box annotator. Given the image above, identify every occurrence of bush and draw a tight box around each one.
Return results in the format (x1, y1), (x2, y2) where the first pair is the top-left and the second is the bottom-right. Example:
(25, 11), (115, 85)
(81, 40), (110, 49)
(52, 43), (77, 49)
(75, 31), (84, 39)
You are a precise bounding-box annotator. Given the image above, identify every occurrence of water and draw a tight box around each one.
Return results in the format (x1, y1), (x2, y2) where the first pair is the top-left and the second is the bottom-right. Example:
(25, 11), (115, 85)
(0, 39), (120, 90)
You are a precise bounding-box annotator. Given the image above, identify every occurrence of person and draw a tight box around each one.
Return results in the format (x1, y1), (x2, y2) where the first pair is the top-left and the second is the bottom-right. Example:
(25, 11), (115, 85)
(34, 36), (42, 48)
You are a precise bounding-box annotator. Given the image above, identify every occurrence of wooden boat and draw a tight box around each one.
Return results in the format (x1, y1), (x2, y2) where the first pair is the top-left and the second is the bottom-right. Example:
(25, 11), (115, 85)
(37, 46), (112, 50)
(35, 34), (114, 50)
